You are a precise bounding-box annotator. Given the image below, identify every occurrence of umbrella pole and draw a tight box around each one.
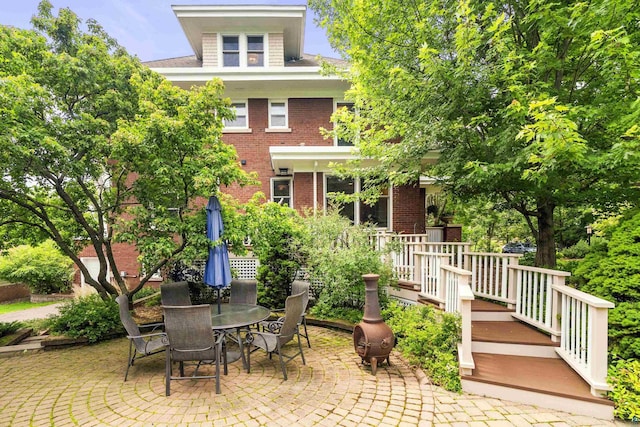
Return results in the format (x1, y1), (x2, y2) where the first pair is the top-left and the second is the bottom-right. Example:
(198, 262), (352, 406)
(217, 288), (221, 314)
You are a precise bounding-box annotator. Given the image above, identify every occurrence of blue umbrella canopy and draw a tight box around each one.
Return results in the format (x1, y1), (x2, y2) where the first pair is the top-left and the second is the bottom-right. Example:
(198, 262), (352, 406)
(204, 196), (232, 310)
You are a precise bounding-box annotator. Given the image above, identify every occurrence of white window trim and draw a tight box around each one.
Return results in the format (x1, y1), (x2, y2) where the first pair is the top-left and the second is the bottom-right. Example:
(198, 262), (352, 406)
(267, 99), (290, 131)
(323, 175), (391, 229)
(223, 100), (251, 131)
(219, 33), (268, 68)
(271, 177), (293, 207)
(333, 99), (357, 146)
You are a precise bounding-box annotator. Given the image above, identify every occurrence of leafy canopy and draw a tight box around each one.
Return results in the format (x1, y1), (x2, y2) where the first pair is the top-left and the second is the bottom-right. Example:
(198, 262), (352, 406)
(311, 0), (640, 266)
(0, 1), (253, 298)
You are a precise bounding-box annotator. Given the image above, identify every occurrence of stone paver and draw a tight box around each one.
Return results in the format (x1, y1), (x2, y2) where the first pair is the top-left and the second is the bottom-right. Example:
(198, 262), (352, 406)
(0, 326), (625, 426)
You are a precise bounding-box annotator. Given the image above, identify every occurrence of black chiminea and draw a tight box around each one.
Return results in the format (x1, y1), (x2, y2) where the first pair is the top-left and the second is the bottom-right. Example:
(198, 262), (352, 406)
(353, 274), (395, 375)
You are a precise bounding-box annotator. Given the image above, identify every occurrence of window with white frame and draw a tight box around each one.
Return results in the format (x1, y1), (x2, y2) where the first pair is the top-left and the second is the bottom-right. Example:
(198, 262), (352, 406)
(221, 34), (265, 68)
(222, 35), (240, 67)
(334, 101), (356, 146)
(224, 101), (248, 129)
(247, 35), (264, 67)
(271, 178), (292, 207)
(269, 100), (288, 129)
(325, 176), (389, 227)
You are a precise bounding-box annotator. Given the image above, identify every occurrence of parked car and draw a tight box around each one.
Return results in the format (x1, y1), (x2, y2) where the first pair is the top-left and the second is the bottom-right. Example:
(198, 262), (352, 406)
(502, 242), (536, 254)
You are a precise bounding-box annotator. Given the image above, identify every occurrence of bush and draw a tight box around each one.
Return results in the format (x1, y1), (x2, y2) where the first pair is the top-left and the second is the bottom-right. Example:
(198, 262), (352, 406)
(303, 211), (392, 317)
(609, 358), (640, 421)
(245, 196), (306, 309)
(48, 295), (122, 343)
(0, 240), (73, 294)
(383, 301), (462, 392)
(0, 321), (23, 337)
(572, 210), (640, 359)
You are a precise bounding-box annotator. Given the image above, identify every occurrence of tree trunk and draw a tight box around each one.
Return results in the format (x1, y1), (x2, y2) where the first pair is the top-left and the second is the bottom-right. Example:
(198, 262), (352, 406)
(535, 201), (556, 268)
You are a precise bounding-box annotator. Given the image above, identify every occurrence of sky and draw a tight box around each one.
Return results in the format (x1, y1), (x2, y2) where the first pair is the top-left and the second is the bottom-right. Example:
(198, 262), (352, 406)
(1, 0), (339, 62)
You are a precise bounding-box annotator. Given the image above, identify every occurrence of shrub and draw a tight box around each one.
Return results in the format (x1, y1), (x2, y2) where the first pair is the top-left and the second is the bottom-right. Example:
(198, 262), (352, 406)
(572, 210), (640, 359)
(609, 358), (640, 421)
(245, 196), (306, 309)
(303, 210), (392, 317)
(0, 321), (23, 337)
(48, 295), (122, 343)
(0, 240), (73, 294)
(383, 301), (462, 392)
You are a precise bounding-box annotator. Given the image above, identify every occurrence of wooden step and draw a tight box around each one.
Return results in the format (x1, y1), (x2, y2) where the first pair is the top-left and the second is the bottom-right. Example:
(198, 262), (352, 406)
(462, 353), (613, 419)
(472, 320), (559, 358)
(471, 299), (515, 321)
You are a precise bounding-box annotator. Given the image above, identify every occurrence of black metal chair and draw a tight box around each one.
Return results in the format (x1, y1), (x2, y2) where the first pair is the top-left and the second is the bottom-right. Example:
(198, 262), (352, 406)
(163, 304), (227, 395)
(247, 292), (306, 380)
(160, 281), (191, 306)
(116, 295), (166, 381)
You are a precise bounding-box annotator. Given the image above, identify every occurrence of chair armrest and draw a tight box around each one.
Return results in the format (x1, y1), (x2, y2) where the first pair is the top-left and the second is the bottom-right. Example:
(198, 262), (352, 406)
(139, 322), (164, 332)
(127, 331), (166, 340)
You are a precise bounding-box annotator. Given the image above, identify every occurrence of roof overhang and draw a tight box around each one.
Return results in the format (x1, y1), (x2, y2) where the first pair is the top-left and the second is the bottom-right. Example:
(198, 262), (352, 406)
(150, 67), (350, 97)
(172, 5), (306, 60)
(269, 146), (378, 174)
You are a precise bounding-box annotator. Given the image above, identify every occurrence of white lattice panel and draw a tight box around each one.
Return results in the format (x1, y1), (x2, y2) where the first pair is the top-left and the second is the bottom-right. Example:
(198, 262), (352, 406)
(229, 257), (259, 280)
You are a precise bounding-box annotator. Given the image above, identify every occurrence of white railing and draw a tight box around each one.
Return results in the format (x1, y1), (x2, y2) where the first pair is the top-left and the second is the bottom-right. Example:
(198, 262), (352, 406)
(463, 252), (521, 307)
(414, 252), (453, 306)
(554, 284), (614, 395)
(510, 265), (569, 340)
(386, 241), (614, 396)
(386, 241), (471, 283)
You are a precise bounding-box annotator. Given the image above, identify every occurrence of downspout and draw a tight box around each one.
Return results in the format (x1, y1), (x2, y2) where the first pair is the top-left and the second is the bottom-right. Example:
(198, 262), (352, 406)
(313, 161), (318, 216)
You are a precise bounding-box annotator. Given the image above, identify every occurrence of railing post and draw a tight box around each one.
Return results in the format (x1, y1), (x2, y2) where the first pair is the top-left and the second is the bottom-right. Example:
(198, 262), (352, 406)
(458, 281), (475, 376)
(506, 256), (519, 309)
(438, 254), (450, 306)
(588, 305), (612, 396)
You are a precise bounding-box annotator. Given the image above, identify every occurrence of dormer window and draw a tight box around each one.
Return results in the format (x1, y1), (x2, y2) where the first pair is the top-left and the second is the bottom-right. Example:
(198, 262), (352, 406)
(221, 34), (265, 68)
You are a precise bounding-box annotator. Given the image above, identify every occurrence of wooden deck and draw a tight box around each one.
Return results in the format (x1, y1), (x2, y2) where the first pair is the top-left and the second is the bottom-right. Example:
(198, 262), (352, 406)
(472, 320), (560, 346)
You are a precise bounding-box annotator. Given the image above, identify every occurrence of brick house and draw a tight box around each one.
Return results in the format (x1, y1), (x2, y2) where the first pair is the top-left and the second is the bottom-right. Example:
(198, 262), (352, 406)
(77, 4), (454, 287)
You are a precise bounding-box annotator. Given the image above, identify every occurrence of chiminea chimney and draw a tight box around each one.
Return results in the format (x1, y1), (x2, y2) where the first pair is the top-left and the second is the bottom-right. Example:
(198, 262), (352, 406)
(353, 274), (395, 375)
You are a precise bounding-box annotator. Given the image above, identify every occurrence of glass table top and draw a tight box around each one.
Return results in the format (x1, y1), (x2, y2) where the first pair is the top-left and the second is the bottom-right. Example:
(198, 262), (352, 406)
(210, 304), (271, 330)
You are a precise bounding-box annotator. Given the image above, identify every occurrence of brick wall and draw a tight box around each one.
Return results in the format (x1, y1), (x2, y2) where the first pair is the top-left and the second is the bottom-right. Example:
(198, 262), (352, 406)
(224, 98), (334, 204)
(392, 184), (426, 234)
(0, 283), (30, 302)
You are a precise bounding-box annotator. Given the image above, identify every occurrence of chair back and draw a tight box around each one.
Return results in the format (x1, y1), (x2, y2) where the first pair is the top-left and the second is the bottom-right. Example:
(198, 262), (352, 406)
(116, 295), (144, 352)
(229, 279), (257, 305)
(291, 280), (310, 314)
(160, 281), (191, 306)
(279, 292), (304, 342)
(163, 304), (216, 362)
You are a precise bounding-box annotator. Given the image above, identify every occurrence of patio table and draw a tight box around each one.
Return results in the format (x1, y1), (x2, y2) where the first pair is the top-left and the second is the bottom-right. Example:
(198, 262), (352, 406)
(210, 304), (271, 368)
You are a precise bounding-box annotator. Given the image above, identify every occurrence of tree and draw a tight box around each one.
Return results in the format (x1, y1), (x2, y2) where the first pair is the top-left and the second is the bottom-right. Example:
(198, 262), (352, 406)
(311, 0), (640, 266)
(0, 1), (252, 299)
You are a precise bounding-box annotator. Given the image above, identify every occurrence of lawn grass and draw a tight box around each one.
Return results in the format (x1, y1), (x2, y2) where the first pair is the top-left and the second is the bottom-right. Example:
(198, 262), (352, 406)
(0, 300), (59, 315)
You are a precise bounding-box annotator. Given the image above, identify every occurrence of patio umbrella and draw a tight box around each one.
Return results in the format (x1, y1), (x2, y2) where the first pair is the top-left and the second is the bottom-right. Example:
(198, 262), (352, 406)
(204, 195), (232, 314)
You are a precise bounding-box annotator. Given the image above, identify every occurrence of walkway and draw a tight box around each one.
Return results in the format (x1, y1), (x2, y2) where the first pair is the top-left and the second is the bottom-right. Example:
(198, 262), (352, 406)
(0, 302), (64, 323)
(0, 326), (623, 426)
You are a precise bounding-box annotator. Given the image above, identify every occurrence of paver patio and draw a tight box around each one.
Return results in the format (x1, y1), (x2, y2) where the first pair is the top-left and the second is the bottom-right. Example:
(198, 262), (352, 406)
(0, 326), (624, 426)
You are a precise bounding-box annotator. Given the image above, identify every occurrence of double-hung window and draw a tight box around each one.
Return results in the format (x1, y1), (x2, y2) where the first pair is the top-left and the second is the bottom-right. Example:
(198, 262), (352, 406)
(268, 100), (288, 129)
(271, 178), (292, 207)
(222, 36), (240, 67)
(224, 101), (248, 129)
(222, 34), (265, 68)
(325, 176), (389, 228)
(247, 36), (264, 67)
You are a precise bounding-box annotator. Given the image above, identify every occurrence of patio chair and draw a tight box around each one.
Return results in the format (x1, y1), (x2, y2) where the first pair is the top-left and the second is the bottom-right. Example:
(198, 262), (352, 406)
(160, 281), (191, 306)
(259, 280), (311, 347)
(116, 295), (166, 381)
(291, 280), (311, 348)
(163, 304), (227, 395)
(247, 292), (306, 380)
(229, 279), (258, 305)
